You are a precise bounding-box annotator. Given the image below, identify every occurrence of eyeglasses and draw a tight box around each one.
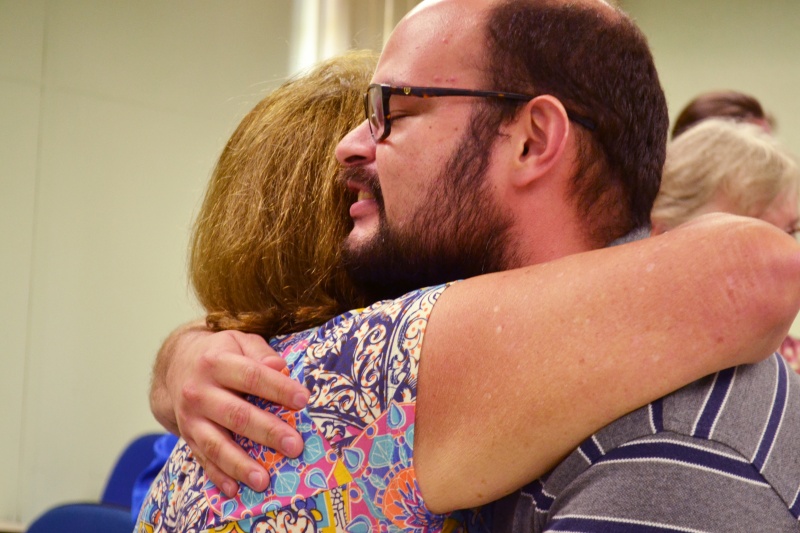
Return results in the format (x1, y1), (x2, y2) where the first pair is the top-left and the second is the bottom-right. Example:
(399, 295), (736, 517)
(365, 83), (596, 142)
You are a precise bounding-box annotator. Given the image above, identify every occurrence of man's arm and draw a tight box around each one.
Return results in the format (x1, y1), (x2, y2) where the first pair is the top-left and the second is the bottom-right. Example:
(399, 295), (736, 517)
(415, 214), (800, 512)
(150, 320), (207, 435)
(149, 320), (309, 497)
(153, 214), (800, 509)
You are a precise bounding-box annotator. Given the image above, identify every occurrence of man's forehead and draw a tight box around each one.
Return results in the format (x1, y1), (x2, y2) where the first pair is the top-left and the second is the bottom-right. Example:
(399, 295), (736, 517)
(372, 0), (485, 86)
(373, 0), (618, 85)
(406, 0), (616, 16)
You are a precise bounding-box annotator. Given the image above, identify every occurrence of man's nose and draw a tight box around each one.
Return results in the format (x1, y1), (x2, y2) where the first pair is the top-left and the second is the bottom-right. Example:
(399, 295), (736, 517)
(335, 120), (375, 166)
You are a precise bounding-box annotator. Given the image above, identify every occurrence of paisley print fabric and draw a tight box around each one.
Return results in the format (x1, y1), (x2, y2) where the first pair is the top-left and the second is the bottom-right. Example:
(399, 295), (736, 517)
(136, 285), (477, 532)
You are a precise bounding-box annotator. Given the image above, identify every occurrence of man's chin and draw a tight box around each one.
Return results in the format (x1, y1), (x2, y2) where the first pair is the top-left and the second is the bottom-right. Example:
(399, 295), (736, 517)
(344, 226), (379, 254)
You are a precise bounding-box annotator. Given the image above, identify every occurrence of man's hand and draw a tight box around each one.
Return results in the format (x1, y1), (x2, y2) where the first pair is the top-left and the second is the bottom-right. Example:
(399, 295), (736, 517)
(150, 322), (309, 497)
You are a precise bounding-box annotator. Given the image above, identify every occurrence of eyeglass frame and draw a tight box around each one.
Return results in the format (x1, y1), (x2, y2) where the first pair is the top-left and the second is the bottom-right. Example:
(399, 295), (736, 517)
(365, 83), (597, 142)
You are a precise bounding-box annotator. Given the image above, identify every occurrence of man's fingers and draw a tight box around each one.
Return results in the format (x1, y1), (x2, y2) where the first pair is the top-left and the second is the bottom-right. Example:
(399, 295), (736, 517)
(182, 385), (304, 457)
(189, 422), (271, 493)
(261, 356), (287, 372)
(183, 432), (240, 495)
(232, 330), (280, 363)
(213, 397), (305, 458)
(168, 329), (308, 491)
(213, 352), (310, 411)
(203, 457), (245, 498)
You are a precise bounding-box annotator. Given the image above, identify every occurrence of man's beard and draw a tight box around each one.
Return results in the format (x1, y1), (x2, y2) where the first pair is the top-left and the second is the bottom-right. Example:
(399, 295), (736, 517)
(341, 109), (517, 302)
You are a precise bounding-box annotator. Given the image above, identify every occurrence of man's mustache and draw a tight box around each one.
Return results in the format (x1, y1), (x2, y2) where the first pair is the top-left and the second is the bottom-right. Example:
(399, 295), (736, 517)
(338, 166), (382, 199)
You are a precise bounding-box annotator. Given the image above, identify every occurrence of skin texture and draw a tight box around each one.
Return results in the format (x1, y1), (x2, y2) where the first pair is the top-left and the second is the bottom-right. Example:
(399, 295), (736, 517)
(413, 215), (799, 510)
(150, 0), (800, 513)
(152, 214), (800, 510)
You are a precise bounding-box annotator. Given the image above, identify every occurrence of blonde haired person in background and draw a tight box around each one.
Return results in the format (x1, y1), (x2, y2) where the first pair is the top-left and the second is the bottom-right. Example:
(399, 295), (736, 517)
(653, 118), (800, 370)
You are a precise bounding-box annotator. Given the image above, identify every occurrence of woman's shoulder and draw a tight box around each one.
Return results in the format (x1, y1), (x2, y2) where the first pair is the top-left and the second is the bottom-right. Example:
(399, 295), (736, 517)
(302, 284), (449, 375)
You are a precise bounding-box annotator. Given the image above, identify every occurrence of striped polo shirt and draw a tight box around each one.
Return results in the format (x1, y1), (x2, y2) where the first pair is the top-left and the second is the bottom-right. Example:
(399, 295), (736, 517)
(492, 353), (800, 532)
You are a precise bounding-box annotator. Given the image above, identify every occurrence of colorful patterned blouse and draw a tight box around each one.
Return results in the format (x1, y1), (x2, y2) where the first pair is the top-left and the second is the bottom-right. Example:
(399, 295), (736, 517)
(136, 285), (478, 533)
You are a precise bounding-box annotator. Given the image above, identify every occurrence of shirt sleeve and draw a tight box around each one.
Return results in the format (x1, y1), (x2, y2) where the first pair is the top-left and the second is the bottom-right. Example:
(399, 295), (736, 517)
(544, 433), (797, 532)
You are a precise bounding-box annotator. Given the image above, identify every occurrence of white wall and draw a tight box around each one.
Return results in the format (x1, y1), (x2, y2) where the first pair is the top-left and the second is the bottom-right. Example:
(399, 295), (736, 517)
(0, 0), (42, 528)
(621, 0), (800, 336)
(1, 0), (295, 525)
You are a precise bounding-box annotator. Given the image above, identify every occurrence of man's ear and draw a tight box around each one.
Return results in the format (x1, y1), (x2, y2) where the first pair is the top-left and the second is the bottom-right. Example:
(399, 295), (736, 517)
(508, 95), (571, 188)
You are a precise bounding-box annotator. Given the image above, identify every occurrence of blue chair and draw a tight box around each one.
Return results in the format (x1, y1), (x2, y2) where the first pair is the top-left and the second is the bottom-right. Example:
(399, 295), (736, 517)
(26, 503), (132, 533)
(130, 433), (180, 521)
(27, 432), (169, 532)
(101, 432), (165, 508)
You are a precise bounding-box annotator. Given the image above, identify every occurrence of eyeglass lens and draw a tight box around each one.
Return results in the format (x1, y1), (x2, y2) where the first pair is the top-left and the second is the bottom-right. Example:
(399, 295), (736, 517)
(366, 86), (385, 140)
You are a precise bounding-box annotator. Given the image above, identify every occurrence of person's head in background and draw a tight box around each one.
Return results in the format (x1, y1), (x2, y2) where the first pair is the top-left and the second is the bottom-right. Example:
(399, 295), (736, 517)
(672, 90), (775, 139)
(190, 51), (376, 338)
(652, 119), (800, 236)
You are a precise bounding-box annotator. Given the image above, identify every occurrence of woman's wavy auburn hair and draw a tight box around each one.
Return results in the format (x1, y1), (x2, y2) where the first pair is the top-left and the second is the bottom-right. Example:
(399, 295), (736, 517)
(190, 51), (376, 337)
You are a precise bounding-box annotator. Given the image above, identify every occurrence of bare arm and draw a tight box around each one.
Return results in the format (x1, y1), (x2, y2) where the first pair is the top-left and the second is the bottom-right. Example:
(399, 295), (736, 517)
(149, 320), (309, 496)
(415, 214), (800, 512)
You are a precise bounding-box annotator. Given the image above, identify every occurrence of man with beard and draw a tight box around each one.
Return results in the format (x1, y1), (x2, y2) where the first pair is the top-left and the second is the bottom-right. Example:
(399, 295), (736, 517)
(147, 0), (800, 530)
(331, 0), (800, 529)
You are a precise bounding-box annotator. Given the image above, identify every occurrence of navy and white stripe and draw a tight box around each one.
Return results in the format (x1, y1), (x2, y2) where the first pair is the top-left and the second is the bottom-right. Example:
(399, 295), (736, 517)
(577, 435), (605, 464)
(595, 439), (768, 487)
(519, 479), (555, 513)
(752, 355), (789, 472)
(492, 353), (800, 531)
(648, 399), (663, 433)
(548, 515), (706, 533)
(691, 367), (736, 439)
(790, 484), (800, 518)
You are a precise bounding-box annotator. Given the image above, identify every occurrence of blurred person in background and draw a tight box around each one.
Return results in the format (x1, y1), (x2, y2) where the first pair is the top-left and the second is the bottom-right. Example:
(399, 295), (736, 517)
(672, 89), (775, 138)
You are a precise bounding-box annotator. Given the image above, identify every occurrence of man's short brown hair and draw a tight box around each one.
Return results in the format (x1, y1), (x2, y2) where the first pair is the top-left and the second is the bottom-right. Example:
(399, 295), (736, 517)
(481, 0), (669, 245)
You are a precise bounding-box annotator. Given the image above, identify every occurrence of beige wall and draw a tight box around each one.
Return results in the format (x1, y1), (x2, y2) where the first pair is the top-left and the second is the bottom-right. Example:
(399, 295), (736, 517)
(1, 0), (295, 525)
(622, 0), (800, 150)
